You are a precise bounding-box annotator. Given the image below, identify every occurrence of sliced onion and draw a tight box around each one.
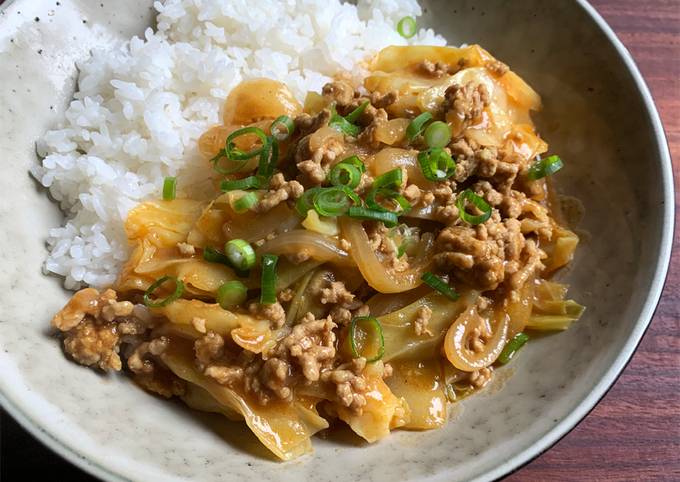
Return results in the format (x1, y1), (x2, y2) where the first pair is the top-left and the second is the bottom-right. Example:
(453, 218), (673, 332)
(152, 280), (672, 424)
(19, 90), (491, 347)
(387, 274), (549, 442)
(374, 118), (411, 145)
(222, 78), (301, 126)
(506, 278), (535, 338)
(443, 304), (509, 372)
(255, 229), (351, 265)
(339, 218), (431, 293)
(366, 285), (431, 316)
(371, 147), (434, 188)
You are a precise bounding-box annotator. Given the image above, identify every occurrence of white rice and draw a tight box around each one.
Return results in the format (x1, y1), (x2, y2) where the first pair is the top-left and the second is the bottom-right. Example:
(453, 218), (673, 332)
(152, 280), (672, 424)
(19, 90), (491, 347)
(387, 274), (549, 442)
(32, 0), (445, 290)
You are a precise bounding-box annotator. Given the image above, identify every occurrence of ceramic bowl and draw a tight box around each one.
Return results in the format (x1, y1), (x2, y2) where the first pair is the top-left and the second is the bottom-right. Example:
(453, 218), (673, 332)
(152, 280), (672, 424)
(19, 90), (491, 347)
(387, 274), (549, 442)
(0, 0), (673, 481)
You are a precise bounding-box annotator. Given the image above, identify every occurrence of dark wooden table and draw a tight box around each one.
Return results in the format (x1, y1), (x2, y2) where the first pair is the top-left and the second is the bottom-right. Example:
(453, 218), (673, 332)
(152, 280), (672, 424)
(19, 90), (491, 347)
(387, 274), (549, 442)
(1, 1), (678, 481)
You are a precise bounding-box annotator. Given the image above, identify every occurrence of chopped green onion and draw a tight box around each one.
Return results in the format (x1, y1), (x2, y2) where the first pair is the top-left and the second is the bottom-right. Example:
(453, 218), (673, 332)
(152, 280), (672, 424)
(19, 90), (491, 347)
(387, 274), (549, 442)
(406, 112), (433, 142)
(456, 189), (492, 225)
(203, 247), (232, 266)
(143, 275), (184, 308)
(232, 192), (258, 213)
(421, 272), (459, 301)
(329, 104), (361, 137)
(418, 147), (456, 181)
(162, 176), (177, 200)
(256, 136), (279, 179)
(224, 239), (256, 271)
(366, 188), (412, 214)
(299, 185), (361, 218)
(340, 186), (362, 206)
(424, 121), (451, 148)
(347, 206), (399, 227)
(270, 115), (295, 141)
(211, 126), (268, 175)
(296, 186), (322, 217)
(210, 151), (249, 175)
(330, 117), (359, 137)
(217, 280), (248, 309)
(226, 126), (268, 161)
(339, 155), (366, 173)
(349, 316), (385, 362)
(204, 247), (249, 277)
(329, 162), (361, 189)
(527, 155), (564, 180)
(396, 16), (417, 39)
(313, 186), (360, 217)
(260, 254), (279, 305)
(220, 176), (262, 192)
(344, 101), (369, 123)
(373, 168), (403, 190)
(498, 333), (530, 364)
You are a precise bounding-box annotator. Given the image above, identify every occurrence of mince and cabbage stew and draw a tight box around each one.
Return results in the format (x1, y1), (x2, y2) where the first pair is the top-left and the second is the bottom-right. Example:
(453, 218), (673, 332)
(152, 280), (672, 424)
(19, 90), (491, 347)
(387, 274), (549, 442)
(51, 45), (583, 460)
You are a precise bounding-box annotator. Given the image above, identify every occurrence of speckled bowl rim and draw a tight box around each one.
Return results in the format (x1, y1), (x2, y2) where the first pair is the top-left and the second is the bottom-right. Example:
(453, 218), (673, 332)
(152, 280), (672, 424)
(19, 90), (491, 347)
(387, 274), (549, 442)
(0, 0), (673, 481)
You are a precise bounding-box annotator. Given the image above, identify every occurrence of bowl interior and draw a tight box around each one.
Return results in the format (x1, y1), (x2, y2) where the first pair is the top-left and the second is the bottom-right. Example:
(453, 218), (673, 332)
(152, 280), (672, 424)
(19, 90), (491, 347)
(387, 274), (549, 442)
(0, 1), (671, 481)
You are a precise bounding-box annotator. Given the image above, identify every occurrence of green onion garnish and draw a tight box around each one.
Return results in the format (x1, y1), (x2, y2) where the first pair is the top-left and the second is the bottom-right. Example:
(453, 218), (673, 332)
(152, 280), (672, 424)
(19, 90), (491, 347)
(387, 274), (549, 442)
(347, 206), (399, 227)
(211, 126), (269, 175)
(220, 176), (262, 192)
(329, 162), (362, 189)
(366, 188), (412, 215)
(424, 120), (451, 148)
(143, 275), (185, 308)
(396, 16), (417, 39)
(260, 254), (279, 305)
(349, 316), (385, 362)
(406, 112), (433, 142)
(204, 247), (249, 277)
(421, 272), (459, 301)
(344, 101), (369, 123)
(232, 192), (258, 213)
(226, 126), (268, 161)
(296, 186), (322, 217)
(417, 147), (456, 181)
(298, 185), (361, 218)
(270, 115), (295, 141)
(256, 136), (279, 179)
(162, 176), (177, 200)
(456, 189), (492, 225)
(210, 151), (249, 175)
(203, 246), (232, 265)
(313, 186), (360, 217)
(373, 167), (403, 190)
(329, 104), (361, 137)
(217, 280), (248, 309)
(339, 155), (366, 173)
(498, 332), (530, 364)
(527, 155), (564, 181)
(330, 116), (359, 137)
(224, 239), (256, 271)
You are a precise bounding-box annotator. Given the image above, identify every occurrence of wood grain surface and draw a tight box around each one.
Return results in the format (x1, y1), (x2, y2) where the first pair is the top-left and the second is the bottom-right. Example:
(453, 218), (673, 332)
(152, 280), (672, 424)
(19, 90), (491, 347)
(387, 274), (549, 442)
(1, 1), (678, 481)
